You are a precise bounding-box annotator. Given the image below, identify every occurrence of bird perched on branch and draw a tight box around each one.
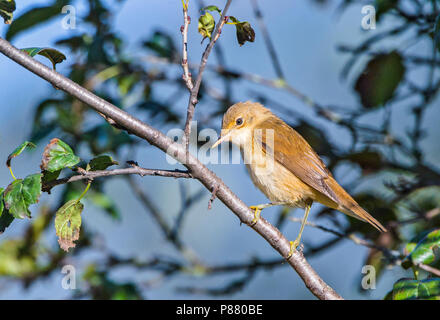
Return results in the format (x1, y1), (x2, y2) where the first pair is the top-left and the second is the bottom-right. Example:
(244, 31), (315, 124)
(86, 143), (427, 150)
(212, 101), (387, 257)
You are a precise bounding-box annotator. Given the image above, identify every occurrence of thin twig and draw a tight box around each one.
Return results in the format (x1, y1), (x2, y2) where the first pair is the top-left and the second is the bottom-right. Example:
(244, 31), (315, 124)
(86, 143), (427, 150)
(43, 166), (192, 191)
(180, 0), (193, 91)
(289, 217), (400, 260)
(182, 0), (232, 156)
(418, 263), (440, 277)
(146, 55), (344, 124)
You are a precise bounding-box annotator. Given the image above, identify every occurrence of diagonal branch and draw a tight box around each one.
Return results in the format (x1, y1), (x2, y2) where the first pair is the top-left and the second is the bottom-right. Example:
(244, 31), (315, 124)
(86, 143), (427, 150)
(0, 37), (343, 300)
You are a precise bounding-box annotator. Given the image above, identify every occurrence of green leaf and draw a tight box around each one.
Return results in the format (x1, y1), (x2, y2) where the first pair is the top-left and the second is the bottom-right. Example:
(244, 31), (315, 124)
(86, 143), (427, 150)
(404, 230), (432, 257)
(6, 0), (70, 40)
(0, 0), (15, 24)
(21, 47), (66, 70)
(405, 229), (440, 267)
(229, 16), (255, 46)
(0, 188), (14, 233)
(392, 278), (440, 300)
(41, 169), (61, 184)
(354, 51), (405, 109)
(198, 11), (215, 41)
(41, 138), (80, 173)
(87, 155), (119, 171)
(6, 141), (36, 169)
(3, 174), (42, 219)
(55, 200), (83, 252)
(201, 5), (221, 14)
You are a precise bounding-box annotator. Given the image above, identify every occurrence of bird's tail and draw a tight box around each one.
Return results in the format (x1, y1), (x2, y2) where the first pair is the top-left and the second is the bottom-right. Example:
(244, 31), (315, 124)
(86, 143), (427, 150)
(342, 203), (387, 232)
(327, 178), (387, 232)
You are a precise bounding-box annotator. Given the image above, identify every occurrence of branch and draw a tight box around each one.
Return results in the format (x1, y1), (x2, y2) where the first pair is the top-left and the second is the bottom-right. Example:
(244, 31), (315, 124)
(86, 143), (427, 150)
(289, 217), (401, 262)
(43, 165), (192, 191)
(418, 263), (440, 277)
(180, 0), (193, 91)
(0, 37), (343, 300)
(146, 55), (344, 124)
(182, 0), (232, 153)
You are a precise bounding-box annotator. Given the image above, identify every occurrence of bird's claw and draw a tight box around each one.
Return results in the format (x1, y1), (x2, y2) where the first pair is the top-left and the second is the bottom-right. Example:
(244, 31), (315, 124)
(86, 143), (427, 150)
(287, 239), (300, 259)
(250, 206), (262, 226)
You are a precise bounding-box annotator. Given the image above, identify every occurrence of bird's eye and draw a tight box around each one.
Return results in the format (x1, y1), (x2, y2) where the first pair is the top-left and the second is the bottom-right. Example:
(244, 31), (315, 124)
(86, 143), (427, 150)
(236, 118), (243, 126)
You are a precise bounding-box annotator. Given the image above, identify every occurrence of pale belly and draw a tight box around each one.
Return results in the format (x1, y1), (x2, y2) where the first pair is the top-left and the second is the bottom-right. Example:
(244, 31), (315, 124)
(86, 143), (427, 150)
(244, 159), (316, 209)
(237, 131), (337, 210)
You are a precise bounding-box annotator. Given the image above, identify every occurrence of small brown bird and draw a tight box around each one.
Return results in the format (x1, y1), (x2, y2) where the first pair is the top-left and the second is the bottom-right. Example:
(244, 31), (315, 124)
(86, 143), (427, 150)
(212, 101), (387, 257)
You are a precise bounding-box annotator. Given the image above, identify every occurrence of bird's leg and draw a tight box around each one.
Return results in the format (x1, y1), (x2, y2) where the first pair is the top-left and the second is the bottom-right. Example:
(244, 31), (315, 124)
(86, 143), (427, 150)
(249, 203), (271, 225)
(288, 203), (312, 258)
(249, 202), (288, 225)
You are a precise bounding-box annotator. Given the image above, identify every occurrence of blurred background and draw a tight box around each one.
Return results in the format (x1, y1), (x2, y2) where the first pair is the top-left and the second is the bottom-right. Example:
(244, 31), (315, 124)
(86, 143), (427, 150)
(0, 0), (439, 299)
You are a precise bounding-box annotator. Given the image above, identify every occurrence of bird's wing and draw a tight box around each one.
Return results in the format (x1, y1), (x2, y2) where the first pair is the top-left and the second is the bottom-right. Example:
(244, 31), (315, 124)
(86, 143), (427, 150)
(256, 117), (340, 204)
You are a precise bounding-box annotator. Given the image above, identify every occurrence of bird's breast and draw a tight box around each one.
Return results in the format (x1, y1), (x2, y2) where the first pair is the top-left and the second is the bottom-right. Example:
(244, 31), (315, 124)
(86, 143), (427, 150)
(241, 146), (315, 208)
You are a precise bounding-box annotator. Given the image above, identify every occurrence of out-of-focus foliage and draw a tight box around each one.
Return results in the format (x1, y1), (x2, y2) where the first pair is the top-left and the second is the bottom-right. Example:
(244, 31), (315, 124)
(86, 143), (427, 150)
(354, 51), (405, 108)
(6, 0), (69, 40)
(77, 264), (143, 300)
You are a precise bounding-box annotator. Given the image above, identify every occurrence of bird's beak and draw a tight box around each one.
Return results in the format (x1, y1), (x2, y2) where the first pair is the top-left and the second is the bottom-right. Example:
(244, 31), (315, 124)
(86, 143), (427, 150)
(211, 129), (232, 149)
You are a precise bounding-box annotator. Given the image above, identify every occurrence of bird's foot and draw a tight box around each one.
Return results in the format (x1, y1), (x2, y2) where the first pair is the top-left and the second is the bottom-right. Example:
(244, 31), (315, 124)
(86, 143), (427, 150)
(287, 239), (300, 259)
(249, 205), (262, 226)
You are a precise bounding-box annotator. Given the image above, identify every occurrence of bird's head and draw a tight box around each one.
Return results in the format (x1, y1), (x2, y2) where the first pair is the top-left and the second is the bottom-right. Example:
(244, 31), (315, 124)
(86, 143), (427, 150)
(211, 101), (273, 149)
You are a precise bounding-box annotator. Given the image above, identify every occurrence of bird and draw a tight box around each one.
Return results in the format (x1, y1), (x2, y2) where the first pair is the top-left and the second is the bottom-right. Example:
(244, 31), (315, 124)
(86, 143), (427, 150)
(211, 101), (387, 257)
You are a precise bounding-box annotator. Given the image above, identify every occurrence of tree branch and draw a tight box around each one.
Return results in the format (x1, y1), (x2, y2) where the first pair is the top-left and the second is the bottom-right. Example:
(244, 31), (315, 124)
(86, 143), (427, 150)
(0, 37), (343, 300)
(182, 0), (232, 153)
(43, 165), (192, 191)
(418, 263), (440, 277)
(180, 0), (193, 91)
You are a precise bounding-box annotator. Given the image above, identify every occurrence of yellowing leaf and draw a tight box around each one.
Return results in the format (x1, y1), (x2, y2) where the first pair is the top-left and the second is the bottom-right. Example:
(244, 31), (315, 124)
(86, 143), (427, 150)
(198, 11), (215, 41)
(55, 200), (83, 252)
